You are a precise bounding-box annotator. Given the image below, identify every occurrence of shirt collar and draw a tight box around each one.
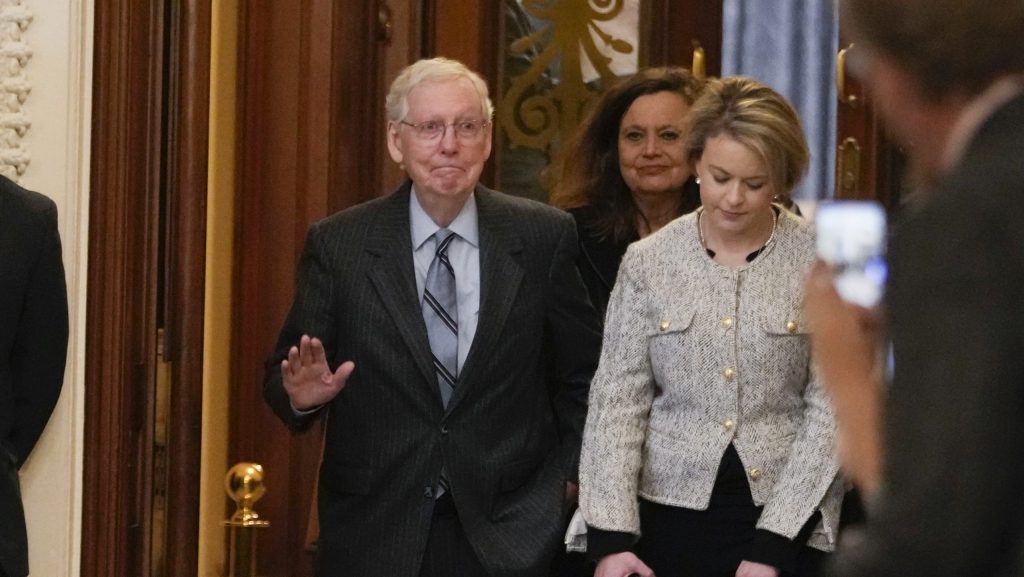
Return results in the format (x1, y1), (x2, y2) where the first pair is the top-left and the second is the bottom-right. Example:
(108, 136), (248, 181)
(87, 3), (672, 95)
(410, 185), (480, 251)
(941, 76), (1024, 174)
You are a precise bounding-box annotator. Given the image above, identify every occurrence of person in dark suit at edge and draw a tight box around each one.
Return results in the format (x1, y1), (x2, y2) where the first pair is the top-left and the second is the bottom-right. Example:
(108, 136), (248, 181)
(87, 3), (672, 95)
(804, 1), (1024, 576)
(263, 57), (602, 577)
(0, 175), (69, 577)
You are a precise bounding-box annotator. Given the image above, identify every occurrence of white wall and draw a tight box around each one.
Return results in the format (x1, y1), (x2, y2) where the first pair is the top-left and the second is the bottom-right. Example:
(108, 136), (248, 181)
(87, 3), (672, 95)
(13, 0), (92, 575)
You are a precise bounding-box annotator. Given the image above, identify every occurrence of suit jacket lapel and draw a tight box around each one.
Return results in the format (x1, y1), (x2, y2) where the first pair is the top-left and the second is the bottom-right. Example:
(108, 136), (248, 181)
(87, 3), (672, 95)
(448, 187), (524, 413)
(365, 183), (439, 394)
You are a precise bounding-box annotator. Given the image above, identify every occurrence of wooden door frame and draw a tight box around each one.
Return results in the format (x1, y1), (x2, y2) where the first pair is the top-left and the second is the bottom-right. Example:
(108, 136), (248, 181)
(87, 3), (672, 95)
(835, 32), (904, 208)
(82, 0), (210, 576)
(163, 0), (211, 573)
(647, 0), (723, 75)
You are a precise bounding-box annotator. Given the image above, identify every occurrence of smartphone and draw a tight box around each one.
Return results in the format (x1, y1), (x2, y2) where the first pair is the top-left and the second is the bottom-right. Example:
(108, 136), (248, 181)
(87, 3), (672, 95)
(814, 201), (887, 307)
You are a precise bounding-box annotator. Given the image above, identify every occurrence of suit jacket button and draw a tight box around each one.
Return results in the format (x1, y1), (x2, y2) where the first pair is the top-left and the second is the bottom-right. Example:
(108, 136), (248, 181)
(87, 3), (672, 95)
(786, 320), (799, 333)
(723, 367), (735, 381)
(659, 320), (669, 332)
(749, 468), (762, 481)
(424, 486), (434, 498)
(440, 424), (449, 435)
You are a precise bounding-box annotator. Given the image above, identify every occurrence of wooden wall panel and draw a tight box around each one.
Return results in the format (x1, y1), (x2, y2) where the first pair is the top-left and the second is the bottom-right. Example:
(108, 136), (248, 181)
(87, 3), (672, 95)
(232, 2), (380, 576)
(327, 0), (384, 211)
(233, 0), (316, 574)
(83, 0), (163, 574)
(422, 0), (500, 185)
(647, 0), (723, 75)
(163, 0), (212, 575)
(424, 0), (483, 69)
(84, 0), (210, 576)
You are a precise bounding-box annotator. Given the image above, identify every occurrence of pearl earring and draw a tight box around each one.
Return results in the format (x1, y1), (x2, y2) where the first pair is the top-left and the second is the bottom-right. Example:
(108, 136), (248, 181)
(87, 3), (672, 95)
(695, 176), (701, 184)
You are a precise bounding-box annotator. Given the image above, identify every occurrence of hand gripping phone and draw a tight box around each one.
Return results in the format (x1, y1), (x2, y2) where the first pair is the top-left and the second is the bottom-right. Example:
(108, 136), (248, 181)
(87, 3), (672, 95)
(815, 201), (888, 307)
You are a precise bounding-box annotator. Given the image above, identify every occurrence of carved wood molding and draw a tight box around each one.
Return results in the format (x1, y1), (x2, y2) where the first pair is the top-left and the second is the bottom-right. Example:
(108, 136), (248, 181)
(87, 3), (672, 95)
(163, 2), (210, 576)
(84, 0), (209, 575)
(0, 0), (33, 179)
(83, 0), (163, 574)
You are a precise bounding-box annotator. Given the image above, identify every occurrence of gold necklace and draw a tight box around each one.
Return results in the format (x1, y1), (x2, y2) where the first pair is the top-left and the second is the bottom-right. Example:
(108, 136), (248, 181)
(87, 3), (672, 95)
(699, 207), (778, 261)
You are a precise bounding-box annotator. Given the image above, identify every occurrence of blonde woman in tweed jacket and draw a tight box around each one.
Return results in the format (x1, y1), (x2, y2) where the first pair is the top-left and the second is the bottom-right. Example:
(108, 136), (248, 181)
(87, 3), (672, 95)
(579, 77), (843, 577)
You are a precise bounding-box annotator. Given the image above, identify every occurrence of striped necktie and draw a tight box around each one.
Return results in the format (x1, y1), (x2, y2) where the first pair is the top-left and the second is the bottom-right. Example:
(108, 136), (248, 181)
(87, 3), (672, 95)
(422, 228), (458, 408)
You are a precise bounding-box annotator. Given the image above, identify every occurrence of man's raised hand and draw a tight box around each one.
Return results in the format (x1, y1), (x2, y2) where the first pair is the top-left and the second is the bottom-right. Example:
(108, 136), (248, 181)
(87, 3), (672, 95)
(281, 335), (354, 411)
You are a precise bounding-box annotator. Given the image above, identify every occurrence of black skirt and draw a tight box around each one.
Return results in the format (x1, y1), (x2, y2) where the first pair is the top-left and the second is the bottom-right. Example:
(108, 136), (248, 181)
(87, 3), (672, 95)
(634, 494), (827, 577)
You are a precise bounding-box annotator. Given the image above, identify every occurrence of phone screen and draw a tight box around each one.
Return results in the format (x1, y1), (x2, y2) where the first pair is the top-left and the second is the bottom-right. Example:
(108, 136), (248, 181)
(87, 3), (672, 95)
(815, 201), (887, 307)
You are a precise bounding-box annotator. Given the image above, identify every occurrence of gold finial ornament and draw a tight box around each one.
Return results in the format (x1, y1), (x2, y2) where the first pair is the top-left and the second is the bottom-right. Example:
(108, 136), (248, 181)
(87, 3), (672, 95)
(224, 462), (270, 577)
(225, 462), (270, 527)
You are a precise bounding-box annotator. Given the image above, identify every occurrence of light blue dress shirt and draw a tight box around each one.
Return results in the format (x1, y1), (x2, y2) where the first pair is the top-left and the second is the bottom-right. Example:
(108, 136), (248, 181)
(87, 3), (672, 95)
(410, 188), (480, 372)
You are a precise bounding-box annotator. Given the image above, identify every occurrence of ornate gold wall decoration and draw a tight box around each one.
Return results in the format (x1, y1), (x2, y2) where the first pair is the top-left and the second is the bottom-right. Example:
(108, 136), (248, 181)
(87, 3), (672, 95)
(0, 0), (33, 180)
(499, 0), (633, 153)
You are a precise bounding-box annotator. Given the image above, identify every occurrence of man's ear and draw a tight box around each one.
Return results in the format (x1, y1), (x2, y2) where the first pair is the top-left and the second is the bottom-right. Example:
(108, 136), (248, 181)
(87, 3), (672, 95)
(482, 124), (493, 161)
(386, 121), (404, 164)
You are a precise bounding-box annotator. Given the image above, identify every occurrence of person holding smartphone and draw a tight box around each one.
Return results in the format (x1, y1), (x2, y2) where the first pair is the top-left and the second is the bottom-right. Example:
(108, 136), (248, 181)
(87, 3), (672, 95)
(578, 76), (843, 577)
(805, 1), (1024, 576)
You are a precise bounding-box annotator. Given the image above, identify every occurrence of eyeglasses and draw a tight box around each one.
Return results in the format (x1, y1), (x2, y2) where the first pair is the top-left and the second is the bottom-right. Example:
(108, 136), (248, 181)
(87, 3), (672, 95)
(399, 119), (491, 141)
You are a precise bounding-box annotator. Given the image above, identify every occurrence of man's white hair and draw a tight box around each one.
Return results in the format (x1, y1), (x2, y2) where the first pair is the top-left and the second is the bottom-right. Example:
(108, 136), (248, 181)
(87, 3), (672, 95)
(385, 57), (494, 122)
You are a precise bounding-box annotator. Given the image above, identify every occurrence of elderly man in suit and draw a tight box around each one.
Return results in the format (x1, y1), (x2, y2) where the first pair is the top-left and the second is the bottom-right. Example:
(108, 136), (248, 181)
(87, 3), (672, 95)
(263, 57), (602, 577)
(805, 1), (1024, 576)
(0, 175), (69, 577)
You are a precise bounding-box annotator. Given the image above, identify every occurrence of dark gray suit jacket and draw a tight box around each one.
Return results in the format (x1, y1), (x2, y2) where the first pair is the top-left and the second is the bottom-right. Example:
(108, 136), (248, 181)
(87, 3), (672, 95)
(832, 93), (1024, 576)
(0, 176), (69, 577)
(264, 183), (602, 577)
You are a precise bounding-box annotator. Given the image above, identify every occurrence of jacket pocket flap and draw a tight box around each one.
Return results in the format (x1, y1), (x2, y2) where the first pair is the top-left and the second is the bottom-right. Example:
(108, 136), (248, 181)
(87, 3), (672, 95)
(498, 457), (542, 493)
(646, 307), (697, 337)
(320, 461), (376, 495)
(763, 311), (808, 335)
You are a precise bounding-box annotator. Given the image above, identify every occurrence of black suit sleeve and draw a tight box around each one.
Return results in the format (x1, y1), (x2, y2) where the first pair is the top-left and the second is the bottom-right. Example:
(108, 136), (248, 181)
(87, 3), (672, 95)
(544, 216), (602, 482)
(10, 198), (68, 466)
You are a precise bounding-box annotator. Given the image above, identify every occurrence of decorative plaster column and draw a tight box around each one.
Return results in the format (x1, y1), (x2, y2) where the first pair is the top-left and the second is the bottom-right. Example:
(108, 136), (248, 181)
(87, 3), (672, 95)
(0, 0), (32, 179)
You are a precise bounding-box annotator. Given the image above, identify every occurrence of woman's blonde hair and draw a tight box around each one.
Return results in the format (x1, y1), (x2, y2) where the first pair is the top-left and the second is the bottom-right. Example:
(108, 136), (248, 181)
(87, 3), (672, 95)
(684, 76), (808, 197)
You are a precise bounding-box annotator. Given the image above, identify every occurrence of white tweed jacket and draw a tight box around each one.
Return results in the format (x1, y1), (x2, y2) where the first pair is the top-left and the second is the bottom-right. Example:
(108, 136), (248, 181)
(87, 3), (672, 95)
(579, 208), (843, 551)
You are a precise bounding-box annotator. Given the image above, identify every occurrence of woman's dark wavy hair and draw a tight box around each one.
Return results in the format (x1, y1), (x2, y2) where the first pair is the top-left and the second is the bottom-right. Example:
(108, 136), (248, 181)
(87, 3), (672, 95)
(551, 67), (705, 243)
